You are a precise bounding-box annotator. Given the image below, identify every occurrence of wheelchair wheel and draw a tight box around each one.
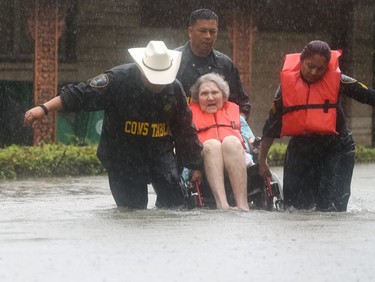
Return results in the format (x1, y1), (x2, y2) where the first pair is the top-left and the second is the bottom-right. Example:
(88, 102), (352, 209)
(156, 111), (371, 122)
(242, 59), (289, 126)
(269, 171), (285, 211)
(248, 170), (284, 211)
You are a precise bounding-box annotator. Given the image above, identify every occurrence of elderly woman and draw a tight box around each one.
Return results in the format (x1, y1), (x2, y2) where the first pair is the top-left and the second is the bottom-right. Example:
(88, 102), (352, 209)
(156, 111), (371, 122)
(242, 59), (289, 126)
(189, 73), (249, 211)
(259, 40), (375, 212)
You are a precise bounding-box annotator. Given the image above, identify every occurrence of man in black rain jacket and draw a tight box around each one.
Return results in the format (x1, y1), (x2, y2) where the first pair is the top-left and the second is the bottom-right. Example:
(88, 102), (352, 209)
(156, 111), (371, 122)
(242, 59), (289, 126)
(24, 41), (203, 209)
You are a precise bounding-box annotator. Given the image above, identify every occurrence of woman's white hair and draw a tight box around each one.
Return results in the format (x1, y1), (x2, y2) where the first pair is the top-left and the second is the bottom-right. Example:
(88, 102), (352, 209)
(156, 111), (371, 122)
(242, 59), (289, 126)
(190, 73), (230, 103)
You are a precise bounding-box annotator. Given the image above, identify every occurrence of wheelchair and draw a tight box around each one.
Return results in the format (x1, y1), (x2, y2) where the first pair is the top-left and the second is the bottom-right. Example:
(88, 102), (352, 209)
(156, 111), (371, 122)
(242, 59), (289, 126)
(180, 138), (285, 211)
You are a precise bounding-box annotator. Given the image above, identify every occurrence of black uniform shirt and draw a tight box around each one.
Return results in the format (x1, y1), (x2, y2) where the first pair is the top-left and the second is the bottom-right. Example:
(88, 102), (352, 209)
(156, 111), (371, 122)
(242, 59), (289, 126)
(175, 42), (251, 118)
(59, 63), (203, 173)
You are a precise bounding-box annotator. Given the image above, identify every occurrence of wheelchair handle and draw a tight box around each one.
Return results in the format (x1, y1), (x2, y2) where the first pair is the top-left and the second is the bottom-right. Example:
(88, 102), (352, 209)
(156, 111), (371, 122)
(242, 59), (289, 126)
(265, 175), (274, 198)
(194, 181), (204, 208)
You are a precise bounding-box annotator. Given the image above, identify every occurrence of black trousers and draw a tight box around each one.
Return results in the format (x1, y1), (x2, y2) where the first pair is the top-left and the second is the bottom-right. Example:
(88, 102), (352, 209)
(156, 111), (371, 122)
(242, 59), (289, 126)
(106, 152), (184, 209)
(283, 132), (355, 212)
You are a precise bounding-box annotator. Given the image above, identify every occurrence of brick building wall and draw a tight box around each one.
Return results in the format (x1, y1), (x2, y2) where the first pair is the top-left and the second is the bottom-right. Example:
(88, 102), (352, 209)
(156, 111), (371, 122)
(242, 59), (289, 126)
(347, 0), (374, 145)
(0, 0), (374, 145)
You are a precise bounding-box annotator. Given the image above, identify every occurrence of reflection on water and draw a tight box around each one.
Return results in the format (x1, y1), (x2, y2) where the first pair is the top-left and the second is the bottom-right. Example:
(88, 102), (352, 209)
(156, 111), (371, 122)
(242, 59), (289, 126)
(1, 165), (375, 282)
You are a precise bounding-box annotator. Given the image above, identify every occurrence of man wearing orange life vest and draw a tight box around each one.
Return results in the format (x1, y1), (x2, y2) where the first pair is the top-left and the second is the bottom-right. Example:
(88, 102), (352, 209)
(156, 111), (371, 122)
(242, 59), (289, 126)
(259, 40), (375, 212)
(189, 73), (249, 211)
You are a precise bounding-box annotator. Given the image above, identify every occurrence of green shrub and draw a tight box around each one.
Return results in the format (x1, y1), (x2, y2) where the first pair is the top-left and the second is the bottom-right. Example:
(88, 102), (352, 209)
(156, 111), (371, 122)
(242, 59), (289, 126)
(267, 143), (288, 166)
(0, 144), (105, 180)
(0, 143), (374, 180)
(266, 143), (375, 166)
(355, 146), (375, 163)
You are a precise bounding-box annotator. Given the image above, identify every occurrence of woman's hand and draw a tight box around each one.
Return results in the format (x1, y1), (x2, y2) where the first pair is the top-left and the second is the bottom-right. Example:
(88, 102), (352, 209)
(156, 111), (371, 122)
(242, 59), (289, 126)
(258, 136), (274, 178)
(258, 160), (272, 178)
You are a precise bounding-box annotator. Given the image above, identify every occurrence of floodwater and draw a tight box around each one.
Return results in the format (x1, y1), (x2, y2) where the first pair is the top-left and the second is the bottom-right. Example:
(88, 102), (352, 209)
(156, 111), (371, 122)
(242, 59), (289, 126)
(1, 165), (375, 282)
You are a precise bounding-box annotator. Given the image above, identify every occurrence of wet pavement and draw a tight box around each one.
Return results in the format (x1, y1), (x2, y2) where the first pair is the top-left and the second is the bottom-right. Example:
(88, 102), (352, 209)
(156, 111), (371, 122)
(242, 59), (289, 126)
(1, 164), (375, 282)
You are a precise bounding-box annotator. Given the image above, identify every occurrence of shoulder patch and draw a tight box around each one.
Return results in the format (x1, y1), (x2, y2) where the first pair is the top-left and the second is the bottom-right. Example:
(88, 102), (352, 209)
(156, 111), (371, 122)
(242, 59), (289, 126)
(89, 74), (109, 88)
(341, 74), (357, 84)
(164, 103), (172, 112)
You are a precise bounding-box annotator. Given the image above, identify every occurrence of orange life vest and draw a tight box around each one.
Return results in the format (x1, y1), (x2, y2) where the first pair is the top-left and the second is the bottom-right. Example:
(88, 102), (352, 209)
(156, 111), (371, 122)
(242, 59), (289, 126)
(280, 50), (342, 137)
(189, 101), (243, 146)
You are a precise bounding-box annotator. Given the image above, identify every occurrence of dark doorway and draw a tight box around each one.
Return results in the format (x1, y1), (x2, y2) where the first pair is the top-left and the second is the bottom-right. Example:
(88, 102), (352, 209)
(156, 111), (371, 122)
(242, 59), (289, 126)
(0, 81), (33, 147)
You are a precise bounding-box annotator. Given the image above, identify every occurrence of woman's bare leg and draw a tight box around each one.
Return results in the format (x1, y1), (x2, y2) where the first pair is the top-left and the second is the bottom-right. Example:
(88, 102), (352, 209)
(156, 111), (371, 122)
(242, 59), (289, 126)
(202, 139), (230, 210)
(222, 136), (249, 211)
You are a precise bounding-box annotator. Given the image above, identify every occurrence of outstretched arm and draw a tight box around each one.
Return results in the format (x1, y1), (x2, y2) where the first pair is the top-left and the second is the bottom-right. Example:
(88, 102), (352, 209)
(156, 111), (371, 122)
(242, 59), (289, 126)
(258, 86), (283, 178)
(23, 96), (64, 127)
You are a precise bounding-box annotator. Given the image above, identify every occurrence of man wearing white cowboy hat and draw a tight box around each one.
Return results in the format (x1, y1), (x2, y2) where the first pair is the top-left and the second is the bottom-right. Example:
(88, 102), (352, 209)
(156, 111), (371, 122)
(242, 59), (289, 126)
(24, 40), (203, 209)
(128, 40), (181, 85)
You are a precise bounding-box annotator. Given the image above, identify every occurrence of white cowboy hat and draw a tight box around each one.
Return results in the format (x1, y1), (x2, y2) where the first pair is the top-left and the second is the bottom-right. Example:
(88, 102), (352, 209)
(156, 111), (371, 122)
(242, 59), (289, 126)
(128, 41), (182, 85)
